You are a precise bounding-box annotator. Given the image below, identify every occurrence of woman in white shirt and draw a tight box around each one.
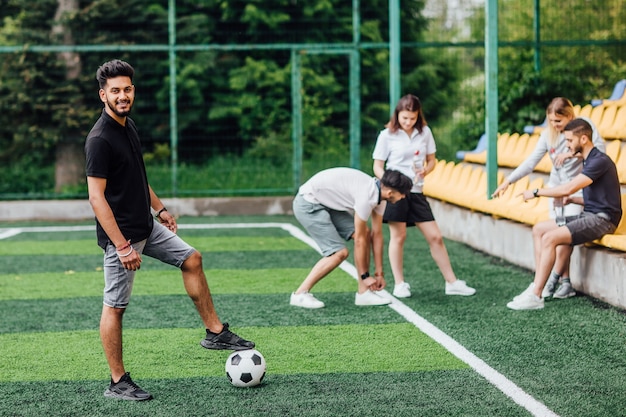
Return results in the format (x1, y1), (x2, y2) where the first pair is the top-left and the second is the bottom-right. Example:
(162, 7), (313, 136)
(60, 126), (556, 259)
(373, 94), (476, 299)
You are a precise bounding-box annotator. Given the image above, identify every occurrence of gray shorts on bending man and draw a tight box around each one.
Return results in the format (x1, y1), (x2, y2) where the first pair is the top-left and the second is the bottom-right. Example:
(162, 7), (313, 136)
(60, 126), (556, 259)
(293, 194), (355, 257)
(102, 220), (196, 308)
(565, 211), (617, 246)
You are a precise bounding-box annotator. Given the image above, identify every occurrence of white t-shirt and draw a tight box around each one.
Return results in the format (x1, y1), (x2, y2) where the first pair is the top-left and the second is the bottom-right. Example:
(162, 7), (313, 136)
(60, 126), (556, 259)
(298, 167), (386, 220)
(372, 126), (437, 193)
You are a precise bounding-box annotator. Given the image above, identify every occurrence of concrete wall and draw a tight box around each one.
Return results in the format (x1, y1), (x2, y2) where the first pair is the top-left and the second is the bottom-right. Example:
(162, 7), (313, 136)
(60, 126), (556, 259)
(1, 197), (624, 309)
(0, 197), (294, 221)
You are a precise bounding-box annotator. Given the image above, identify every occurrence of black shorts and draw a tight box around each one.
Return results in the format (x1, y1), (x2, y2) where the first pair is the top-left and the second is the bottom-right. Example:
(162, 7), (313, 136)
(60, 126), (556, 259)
(383, 192), (435, 225)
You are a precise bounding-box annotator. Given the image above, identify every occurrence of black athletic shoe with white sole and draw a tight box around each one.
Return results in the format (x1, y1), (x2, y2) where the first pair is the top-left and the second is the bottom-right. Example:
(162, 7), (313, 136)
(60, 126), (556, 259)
(104, 372), (153, 401)
(200, 322), (255, 351)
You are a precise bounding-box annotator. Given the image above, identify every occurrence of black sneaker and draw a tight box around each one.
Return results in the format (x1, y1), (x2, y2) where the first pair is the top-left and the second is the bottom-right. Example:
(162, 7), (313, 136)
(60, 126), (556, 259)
(200, 322), (255, 351)
(104, 372), (153, 401)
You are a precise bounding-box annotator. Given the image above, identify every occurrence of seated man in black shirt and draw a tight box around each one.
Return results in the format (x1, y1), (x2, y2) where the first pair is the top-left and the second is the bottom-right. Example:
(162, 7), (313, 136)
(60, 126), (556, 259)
(507, 118), (622, 310)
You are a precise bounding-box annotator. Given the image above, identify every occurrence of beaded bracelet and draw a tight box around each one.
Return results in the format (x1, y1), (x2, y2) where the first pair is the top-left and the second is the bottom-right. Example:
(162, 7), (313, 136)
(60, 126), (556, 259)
(117, 246), (134, 257)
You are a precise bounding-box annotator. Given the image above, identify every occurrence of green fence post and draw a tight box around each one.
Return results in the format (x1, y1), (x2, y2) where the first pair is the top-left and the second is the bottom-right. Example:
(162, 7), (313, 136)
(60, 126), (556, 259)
(291, 49), (303, 192)
(168, 0), (179, 197)
(389, 0), (401, 112)
(485, 0), (498, 197)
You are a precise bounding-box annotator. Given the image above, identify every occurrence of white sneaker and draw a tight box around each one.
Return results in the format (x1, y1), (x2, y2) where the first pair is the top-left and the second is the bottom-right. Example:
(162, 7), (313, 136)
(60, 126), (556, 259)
(290, 292), (325, 309)
(514, 283), (535, 301)
(445, 280), (476, 296)
(507, 289), (544, 310)
(392, 282), (411, 298)
(355, 290), (391, 306)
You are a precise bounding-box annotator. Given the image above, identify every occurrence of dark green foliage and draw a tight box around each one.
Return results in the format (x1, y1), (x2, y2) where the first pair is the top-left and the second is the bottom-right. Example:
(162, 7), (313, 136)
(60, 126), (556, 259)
(0, 0), (458, 196)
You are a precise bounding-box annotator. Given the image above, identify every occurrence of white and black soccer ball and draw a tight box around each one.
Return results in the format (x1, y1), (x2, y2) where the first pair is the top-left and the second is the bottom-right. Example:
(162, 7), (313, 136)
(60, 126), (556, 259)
(225, 349), (266, 387)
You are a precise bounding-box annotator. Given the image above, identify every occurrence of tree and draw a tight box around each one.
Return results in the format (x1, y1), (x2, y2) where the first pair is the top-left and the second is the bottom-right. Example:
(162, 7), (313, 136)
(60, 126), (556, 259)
(52, 0), (84, 192)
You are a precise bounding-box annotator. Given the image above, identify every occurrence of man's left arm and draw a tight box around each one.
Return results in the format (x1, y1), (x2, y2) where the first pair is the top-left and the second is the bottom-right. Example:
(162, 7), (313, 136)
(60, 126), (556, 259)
(149, 185), (177, 233)
(353, 214), (376, 287)
(519, 173), (592, 202)
(369, 210), (386, 291)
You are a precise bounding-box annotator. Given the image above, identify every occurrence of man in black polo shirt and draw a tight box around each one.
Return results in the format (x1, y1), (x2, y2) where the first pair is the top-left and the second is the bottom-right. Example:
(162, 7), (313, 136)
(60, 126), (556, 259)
(85, 59), (254, 401)
(507, 118), (622, 310)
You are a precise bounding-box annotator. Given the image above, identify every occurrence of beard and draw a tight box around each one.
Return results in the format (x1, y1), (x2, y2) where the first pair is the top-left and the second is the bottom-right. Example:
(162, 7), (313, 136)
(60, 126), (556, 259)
(105, 97), (133, 118)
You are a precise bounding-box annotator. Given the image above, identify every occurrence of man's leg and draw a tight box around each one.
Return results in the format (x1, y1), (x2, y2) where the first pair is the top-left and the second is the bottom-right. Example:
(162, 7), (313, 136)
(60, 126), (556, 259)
(532, 226), (573, 297)
(387, 221), (407, 285)
(181, 251), (223, 333)
(100, 305), (126, 382)
(180, 251), (255, 350)
(295, 248), (349, 293)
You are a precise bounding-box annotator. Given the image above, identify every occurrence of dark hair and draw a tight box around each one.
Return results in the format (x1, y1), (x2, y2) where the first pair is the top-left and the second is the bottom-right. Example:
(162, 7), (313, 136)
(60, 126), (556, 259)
(96, 59), (135, 89)
(563, 118), (593, 140)
(380, 169), (413, 195)
(386, 94), (427, 134)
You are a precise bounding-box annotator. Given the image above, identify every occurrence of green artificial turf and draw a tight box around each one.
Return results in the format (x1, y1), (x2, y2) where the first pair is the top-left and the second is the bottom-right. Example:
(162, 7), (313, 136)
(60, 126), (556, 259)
(1, 216), (625, 417)
(0, 323), (466, 382)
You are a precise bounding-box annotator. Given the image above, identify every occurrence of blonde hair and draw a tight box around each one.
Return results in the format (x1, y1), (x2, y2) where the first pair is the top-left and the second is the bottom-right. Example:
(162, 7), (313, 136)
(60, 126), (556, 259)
(545, 97), (575, 147)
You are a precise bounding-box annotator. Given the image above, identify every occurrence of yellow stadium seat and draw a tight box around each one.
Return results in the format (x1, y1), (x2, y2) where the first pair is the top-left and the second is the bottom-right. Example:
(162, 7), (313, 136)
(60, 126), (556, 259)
(615, 143), (626, 184)
(508, 177), (548, 225)
(447, 166), (483, 207)
(605, 139), (621, 163)
(517, 196), (551, 225)
(468, 171), (505, 213)
(602, 105), (626, 140)
(578, 104), (593, 119)
(597, 105), (619, 139)
(488, 176), (530, 220)
(501, 133), (531, 168)
(439, 164), (474, 203)
(497, 132), (519, 166)
(463, 149), (486, 164)
(589, 104), (605, 127)
(423, 160), (455, 198)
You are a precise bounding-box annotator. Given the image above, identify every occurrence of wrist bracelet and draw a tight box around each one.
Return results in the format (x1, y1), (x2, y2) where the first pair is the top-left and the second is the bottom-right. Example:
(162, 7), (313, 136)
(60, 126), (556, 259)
(155, 207), (168, 220)
(117, 246), (134, 257)
(360, 272), (370, 280)
(116, 240), (131, 251)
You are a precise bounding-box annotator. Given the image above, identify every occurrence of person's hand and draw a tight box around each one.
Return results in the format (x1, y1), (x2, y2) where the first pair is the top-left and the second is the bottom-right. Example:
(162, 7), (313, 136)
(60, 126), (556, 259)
(369, 272), (386, 291)
(491, 180), (510, 198)
(553, 152), (570, 168)
(158, 210), (178, 233)
(518, 189), (535, 202)
(116, 242), (142, 271)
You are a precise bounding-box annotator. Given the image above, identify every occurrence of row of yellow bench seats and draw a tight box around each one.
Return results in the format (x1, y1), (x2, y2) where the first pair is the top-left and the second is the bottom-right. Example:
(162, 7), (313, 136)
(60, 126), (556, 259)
(463, 133), (626, 184)
(422, 160), (626, 252)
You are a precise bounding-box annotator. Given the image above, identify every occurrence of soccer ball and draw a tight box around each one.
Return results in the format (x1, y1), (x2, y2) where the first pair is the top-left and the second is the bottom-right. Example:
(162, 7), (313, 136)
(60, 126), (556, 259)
(225, 349), (266, 387)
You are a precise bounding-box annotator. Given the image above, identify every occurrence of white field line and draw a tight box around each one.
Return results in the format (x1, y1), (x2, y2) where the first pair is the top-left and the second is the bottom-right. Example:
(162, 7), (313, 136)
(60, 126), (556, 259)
(1, 221), (558, 417)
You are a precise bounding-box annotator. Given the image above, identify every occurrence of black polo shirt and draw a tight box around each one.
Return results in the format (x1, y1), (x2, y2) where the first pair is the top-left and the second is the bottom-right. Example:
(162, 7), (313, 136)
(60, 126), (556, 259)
(85, 110), (153, 249)
(582, 147), (622, 227)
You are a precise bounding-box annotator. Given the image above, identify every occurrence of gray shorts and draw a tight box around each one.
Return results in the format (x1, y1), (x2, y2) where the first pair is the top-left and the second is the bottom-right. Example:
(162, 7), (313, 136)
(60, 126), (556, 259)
(102, 220), (196, 308)
(293, 194), (354, 256)
(565, 212), (617, 246)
